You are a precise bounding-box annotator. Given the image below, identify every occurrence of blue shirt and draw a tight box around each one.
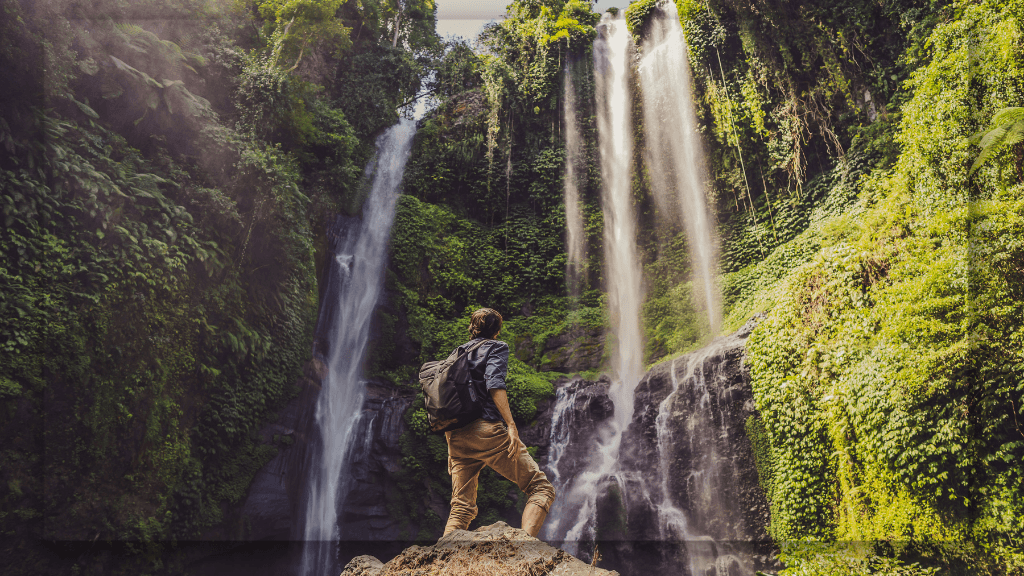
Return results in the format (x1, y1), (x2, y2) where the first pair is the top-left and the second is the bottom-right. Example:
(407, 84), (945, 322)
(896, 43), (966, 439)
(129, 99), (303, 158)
(464, 337), (509, 422)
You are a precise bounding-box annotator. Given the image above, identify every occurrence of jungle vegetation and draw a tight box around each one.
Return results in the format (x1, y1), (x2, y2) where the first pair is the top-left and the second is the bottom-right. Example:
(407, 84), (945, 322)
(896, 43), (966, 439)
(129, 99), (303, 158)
(2, 0), (1023, 574)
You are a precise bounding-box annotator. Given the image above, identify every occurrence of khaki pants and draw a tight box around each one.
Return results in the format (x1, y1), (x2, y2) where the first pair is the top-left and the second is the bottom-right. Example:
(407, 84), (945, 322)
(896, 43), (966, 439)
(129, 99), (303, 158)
(444, 419), (555, 534)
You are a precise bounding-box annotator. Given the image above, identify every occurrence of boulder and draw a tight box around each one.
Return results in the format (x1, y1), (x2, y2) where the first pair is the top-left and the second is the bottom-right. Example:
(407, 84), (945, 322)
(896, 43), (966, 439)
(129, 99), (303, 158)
(338, 522), (619, 576)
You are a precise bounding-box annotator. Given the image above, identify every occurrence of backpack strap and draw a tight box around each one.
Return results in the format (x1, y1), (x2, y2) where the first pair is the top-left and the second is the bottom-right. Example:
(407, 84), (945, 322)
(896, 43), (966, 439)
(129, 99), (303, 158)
(441, 339), (490, 370)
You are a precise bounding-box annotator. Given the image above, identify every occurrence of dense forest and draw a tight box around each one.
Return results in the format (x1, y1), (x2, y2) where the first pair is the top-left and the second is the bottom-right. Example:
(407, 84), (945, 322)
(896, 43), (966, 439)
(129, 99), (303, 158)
(2, 0), (1023, 574)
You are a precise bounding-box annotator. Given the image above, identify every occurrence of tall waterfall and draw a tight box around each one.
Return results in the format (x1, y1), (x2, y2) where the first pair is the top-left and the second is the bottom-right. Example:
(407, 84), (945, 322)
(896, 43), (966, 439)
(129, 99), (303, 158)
(638, 2), (722, 333)
(300, 119), (416, 576)
(594, 12), (644, 443)
(563, 63), (586, 296)
(543, 13), (643, 553)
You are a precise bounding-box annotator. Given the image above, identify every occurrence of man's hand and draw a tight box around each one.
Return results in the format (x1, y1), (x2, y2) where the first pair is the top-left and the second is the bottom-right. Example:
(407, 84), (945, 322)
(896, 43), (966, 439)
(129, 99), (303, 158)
(506, 422), (520, 458)
(489, 388), (520, 458)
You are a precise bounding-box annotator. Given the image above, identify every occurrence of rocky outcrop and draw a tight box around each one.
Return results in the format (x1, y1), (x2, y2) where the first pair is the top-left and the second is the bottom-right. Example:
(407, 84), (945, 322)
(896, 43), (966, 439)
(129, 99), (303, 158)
(237, 358), (325, 541)
(538, 317), (776, 575)
(339, 522), (619, 576)
(237, 374), (413, 542)
(621, 317), (770, 542)
(338, 381), (415, 540)
(610, 316), (774, 574)
(520, 375), (613, 469)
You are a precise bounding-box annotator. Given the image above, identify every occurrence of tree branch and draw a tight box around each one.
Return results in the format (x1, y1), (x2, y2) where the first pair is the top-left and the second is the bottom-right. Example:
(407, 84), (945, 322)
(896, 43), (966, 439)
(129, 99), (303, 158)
(398, 87), (437, 109)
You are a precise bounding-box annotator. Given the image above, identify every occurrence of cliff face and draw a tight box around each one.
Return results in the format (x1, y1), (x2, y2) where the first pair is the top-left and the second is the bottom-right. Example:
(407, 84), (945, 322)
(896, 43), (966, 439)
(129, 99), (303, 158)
(238, 378), (414, 542)
(337, 382), (416, 541)
(621, 318), (770, 541)
(339, 522), (619, 576)
(610, 317), (774, 574)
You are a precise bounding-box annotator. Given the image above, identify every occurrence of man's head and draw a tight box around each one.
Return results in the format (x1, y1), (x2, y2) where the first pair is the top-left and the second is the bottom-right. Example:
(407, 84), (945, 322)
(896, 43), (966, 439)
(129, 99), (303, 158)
(469, 308), (503, 339)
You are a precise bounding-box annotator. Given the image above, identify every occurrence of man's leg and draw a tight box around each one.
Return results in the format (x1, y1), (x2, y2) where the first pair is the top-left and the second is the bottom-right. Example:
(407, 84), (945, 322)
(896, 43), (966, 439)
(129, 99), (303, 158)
(485, 426), (556, 537)
(444, 455), (485, 536)
(521, 502), (548, 537)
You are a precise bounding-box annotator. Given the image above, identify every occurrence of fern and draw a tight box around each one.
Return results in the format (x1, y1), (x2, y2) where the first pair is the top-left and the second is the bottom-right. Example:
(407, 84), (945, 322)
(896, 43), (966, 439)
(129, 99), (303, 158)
(967, 107), (1024, 174)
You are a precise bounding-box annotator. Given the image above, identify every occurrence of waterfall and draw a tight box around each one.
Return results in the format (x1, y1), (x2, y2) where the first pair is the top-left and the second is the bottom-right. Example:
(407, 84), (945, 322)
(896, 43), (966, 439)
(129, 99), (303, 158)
(539, 7), (769, 575)
(595, 12), (644, 440)
(545, 385), (584, 491)
(300, 119), (416, 576)
(563, 63), (586, 296)
(542, 13), (643, 555)
(638, 1), (722, 333)
(653, 332), (754, 576)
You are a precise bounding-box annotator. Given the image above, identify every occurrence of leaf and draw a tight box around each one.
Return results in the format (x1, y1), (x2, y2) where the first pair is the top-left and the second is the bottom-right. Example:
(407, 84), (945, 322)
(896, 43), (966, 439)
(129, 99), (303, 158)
(78, 57), (99, 76)
(967, 107), (1024, 174)
(110, 56), (137, 75)
(73, 99), (99, 119)
(992, 107), (1024, 127)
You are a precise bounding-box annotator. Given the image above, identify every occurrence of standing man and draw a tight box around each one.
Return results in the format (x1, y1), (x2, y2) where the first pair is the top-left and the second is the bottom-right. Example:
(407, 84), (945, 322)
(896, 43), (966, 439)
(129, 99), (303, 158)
(443, 308), (556, 537)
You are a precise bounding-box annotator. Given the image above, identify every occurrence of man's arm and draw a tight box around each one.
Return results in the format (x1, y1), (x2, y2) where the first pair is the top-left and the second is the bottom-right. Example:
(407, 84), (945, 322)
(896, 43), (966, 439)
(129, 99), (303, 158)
(489, 388), (520, 458)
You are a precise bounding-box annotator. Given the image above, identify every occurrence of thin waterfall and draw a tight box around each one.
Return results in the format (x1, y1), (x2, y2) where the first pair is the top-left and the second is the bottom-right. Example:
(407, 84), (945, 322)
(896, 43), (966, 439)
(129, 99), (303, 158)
(595, 12), (644, 440)
(639, 1), (722, 333)
(542, 13), (642, 554)
(563, 62), (586, 296)
(545, 386), (579, 490)
(300, 119), (417, 576)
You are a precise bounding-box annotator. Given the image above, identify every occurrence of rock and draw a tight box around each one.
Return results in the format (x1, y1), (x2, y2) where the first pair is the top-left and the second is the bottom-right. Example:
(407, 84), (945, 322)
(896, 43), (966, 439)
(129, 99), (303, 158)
(339, 522), (619, 576)
(238, 374), (414, 542)
(340, 555), (384, 576)
(542, 318), (778, 574)
(541, 377), (615, 489)
(611, 318), (775, 574)
(337, 380), (416, 541)
(237, 359), (323, 541)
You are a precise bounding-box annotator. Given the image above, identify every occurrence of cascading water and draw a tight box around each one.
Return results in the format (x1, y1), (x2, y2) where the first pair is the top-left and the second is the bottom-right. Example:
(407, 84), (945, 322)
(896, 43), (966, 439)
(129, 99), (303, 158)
(638, 1), (722, 333)
(300, 119), (416, 576)
(563, 62), (586, 296)
(594, 11), (644, 449)
(651, 331), (755, 576)
(542, 13), (643, 554)
(541, 6), (771, 575)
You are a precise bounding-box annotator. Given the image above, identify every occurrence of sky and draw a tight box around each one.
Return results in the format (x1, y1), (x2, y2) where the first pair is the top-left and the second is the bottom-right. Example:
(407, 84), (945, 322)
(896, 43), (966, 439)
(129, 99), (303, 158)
(435, 0), (622, 42)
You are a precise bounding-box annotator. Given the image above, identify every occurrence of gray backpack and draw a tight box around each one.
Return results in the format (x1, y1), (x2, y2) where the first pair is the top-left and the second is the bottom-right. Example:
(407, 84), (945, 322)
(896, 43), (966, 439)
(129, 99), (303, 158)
(419, 339), (488, 434)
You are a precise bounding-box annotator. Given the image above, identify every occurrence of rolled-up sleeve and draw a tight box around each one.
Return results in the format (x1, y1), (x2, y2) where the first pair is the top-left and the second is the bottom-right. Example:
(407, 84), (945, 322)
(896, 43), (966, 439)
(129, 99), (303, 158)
(483, 342), (509, 391)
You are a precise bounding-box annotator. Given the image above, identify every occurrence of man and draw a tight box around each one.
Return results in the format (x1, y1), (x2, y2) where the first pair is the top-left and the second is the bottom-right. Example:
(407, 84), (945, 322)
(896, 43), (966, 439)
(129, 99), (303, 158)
(443, 308), (556, 537)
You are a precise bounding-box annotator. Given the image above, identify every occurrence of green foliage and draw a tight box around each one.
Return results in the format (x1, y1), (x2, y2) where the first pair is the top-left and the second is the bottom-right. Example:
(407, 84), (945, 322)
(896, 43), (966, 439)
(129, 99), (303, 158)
(0, 0), (432, 570)
(624, 0), (660, 44)
(505, 357), (555, 421)
(778, 542), (940, 576)
(967, 107), (1024, 175)
(642, 278), (702, 364)
(479, 0), (599, 166)
(731, 1), (1024, 572)
(254, 0), (352, 67)
(745, 416), (775, 498)
(675, 0), (942, 272)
